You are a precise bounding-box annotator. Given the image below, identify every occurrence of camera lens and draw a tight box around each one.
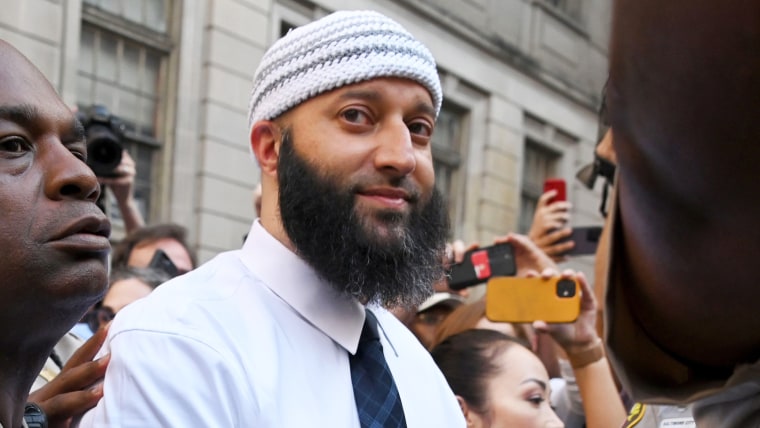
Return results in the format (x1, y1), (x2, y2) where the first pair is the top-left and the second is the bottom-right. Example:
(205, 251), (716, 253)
(86, 123), (123, 177)
(556, 279), (577, 298)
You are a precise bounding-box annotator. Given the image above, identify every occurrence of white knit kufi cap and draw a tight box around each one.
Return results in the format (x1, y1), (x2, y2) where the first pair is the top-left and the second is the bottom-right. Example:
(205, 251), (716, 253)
(248, 10), (442, 126)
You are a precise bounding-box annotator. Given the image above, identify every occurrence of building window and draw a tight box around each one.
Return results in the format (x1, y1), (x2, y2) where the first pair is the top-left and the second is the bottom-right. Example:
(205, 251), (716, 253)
(82, 0), (168, 32)
(432, 103), (465, 237)
(433, 104), (463, 201)
(78, 0), (171, 225)
(542, 0), (582, 22)
(519, 140), (560, 233)
(272, 0), (322, 43)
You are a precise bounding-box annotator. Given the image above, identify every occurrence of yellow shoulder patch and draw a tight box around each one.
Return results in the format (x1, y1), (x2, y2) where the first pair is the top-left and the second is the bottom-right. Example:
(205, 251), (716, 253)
(625, 403), (647, 427)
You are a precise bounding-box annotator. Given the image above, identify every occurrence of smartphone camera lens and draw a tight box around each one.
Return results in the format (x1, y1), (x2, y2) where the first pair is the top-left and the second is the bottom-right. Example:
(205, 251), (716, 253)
(556, 279), (577, 298)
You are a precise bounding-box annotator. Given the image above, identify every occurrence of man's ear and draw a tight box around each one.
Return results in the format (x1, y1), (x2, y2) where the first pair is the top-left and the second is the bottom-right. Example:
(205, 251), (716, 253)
(250, 121), (281, 177)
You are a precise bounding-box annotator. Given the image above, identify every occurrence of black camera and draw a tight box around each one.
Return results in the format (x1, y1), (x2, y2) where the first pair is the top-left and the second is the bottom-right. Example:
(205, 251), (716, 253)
(77, 104), (125, 177)
(556, 279), (577, 298)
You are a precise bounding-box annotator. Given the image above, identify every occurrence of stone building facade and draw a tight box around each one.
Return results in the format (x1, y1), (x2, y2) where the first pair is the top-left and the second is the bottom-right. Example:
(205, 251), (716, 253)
(1, 0), (610, 275)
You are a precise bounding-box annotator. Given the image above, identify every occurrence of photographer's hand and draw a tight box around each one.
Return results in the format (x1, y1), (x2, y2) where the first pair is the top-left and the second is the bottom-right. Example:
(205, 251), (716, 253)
(528, 190), (574, 262)
(531, 269), (598, 352)
(97, 150), (144, 233)
(28, 324), (110, 428)
(529, 269), (626, 428)
(438, 239), (479, 297)
(493, 233), (557, 277)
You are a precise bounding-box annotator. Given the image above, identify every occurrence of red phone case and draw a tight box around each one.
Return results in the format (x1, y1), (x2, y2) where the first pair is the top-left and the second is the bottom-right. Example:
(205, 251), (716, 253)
(543, 178), (567, 203)
(447, 243), (517, 290)
(470, 250), (492, 280)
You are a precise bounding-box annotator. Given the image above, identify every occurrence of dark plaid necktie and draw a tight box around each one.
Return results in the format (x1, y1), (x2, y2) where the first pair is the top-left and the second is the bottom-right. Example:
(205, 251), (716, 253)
(349, 309), (407, 428)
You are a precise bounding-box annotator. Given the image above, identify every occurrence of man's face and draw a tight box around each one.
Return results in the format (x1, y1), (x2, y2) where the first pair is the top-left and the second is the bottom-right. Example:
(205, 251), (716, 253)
(0, 42), (110, 339)
(275, 77), (448, 308)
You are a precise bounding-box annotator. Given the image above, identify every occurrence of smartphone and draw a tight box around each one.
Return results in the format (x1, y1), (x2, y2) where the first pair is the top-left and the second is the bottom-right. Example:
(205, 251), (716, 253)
(565, 226), (603, 256)
(447, 243), (516, 290)
(485, 276), (581, 323)
(148, 249), (179, 278)
(543, 178), (567, 204)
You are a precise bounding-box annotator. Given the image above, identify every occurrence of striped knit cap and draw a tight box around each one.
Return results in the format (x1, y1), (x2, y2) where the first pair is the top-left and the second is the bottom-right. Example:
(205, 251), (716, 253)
(247, 10), (442, 126)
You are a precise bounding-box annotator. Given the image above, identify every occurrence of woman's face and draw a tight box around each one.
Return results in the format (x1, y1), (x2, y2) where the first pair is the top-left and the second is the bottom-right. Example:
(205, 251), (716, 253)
(470, 345), (563, 428)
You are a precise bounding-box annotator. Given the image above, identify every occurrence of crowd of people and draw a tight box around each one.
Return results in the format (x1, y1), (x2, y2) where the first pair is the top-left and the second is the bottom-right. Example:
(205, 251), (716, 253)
(2, 1), (759, 427)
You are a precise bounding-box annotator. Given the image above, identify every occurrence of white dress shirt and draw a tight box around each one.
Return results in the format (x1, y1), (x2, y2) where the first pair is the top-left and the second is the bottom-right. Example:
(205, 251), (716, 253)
(81, 221), (465, 427)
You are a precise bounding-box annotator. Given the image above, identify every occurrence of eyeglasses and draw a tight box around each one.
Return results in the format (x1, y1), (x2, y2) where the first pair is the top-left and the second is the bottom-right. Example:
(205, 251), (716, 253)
(576, 155), (616, 217)
(576, 154), (616, 190)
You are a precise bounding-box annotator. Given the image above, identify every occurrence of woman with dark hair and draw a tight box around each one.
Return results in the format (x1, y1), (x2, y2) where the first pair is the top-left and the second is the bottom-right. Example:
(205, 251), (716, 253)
(432, 329), (564, 427)
(431, 234), (626, 428)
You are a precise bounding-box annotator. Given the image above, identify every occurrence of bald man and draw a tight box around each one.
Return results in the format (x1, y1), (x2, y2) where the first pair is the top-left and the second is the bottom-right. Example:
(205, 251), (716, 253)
(0, 39), (110, 427)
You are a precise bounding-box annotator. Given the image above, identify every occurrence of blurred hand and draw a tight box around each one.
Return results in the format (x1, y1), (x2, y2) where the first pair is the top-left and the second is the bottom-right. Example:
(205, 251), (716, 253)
(531, 269), (599, 353)
(98, 150), (145, 232)
(444, 239), (481, 266)
(97, 150), (136, 206)
(437, 239), (480, 297)
(29, 324), (110, 428)
(493, 233), (557, 277)
(528, 190), (574, 262)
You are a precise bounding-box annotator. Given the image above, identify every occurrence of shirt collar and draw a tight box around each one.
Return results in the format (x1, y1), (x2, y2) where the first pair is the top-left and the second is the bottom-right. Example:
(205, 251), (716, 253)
(240, 220), (365, 354)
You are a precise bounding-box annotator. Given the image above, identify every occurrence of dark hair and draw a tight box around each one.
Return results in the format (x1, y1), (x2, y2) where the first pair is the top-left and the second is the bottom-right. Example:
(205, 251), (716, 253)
(431, 329), (526, 417)
(111, 223), (196, 269)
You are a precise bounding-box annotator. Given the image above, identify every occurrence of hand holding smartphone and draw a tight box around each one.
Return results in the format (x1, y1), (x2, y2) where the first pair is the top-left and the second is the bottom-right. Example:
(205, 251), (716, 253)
(485, 276), (581, 323)
(447, 243), (517, 290)
(541, 178), (602, 257)
(543, 178), (567, 204)
(564, 226), (603, 256)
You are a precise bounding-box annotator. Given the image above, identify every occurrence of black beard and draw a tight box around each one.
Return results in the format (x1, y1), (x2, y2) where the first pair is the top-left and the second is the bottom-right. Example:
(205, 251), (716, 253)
(277, 130), (449, 308)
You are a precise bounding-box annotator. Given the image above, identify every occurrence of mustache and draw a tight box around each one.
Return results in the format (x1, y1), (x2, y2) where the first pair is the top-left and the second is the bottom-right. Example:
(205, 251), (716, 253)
(349, 177), (422, 204)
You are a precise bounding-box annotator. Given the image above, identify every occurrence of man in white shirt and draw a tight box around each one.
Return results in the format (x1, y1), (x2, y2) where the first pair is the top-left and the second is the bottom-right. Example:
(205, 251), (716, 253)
(83, 10), (464, 427)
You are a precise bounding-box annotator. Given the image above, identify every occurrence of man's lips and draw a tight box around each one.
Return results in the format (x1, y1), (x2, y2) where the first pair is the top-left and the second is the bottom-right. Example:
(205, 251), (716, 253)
(49, 215), (111, 252)
(357, 187), (415, 209)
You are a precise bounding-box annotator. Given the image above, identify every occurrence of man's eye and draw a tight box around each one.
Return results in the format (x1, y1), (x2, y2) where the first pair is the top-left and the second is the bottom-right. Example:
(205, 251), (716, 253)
(71, 149), (87, 162)
(341, 108), (370, 124)
(408, 122), (433, 138)
(0, 137), (29, 154)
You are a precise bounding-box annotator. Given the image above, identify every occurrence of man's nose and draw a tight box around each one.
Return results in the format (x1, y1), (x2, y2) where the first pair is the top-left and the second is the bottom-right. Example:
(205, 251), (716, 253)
(44, 141), (101, 202)
(373, 121), (416, 177)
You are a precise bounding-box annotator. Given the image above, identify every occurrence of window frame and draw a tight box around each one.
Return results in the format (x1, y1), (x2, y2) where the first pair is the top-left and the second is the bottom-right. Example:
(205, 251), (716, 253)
(78, 0), (173, 229)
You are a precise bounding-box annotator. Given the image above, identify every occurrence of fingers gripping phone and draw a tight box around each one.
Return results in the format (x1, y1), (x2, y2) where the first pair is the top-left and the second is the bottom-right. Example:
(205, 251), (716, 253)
(447, 243), (516, 290)
(485, 276), (581, 323)
(565, 226), (603, 256)
(543, 178), (567, 204)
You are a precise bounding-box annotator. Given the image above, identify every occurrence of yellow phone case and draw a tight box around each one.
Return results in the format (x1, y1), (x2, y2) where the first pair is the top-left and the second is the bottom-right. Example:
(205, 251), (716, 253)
(485, 276), (581, 323)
